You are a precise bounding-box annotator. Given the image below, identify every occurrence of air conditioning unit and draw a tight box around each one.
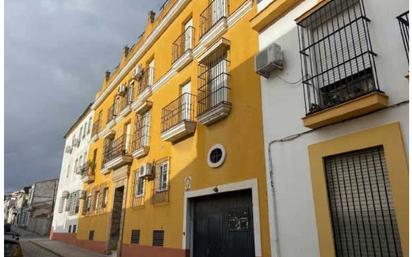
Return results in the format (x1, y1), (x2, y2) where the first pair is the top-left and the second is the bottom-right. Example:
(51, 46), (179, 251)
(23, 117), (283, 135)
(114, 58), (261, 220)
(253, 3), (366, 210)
(138, 163), (153, 178)
(255, 42), (283, 78)
(133, 65), (144, 80)
(118, 84), (127, 96)
(65, 146), (72, 154)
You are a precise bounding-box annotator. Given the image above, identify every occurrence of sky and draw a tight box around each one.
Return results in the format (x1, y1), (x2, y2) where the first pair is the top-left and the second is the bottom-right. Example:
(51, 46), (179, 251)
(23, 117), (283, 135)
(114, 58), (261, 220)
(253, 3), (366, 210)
(5, 0), (165, 192)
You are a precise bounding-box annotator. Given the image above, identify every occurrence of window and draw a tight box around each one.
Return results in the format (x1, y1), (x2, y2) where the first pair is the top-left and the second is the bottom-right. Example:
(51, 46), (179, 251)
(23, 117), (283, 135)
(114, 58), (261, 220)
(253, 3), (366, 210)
(158, 161), (169, 192)
(135, 172), (145, 197)
(180, 82), (191, 120)
(131, 230), (140, 244)
(128, 82), (135, 104)
(65, 194), (72, 212)
(87, 117), (92, 134)
(79, 127), (83, 142)
(86, 195), (91, 212)
(69, 191), (80, 215)
(148, 59), (155, 86)
(58, 197), (65, 213)
(152, 230), (164, 246)
(68, 225), (72, 233)
(197, 48), (230, 116)
(83, 123), (87, 139)
(88, 230), (94, 240)
(94, 191), (100, 210)
(102, 187), (109, 208)
(74, 159), (78, 174)
(78, 156), (83, 173)
(397, 11), (409, 62)
(66, 164), (70, 178)
(297, 0), (379, 114)
(72, 225), (77, 233)
(134, 111), (150, 149)
(324, 146), (402, 257)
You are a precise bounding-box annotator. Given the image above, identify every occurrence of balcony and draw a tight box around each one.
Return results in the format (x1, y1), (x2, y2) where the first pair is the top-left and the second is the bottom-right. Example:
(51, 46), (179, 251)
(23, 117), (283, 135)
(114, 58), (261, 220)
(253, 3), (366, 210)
(132, 133), (150, 159)
(172, 26), (195, 71)
(297, 0), (387, 129)
(199, 0), (228, 44)
(80, 162), (95, 183)
(131, 67), (154, 111)
(102, 134), (133, 172)
(397, 11), (409, 62)
(118, 95), (132, 118)
(197, 51), (231, 126)
(160, 93), (196, 143)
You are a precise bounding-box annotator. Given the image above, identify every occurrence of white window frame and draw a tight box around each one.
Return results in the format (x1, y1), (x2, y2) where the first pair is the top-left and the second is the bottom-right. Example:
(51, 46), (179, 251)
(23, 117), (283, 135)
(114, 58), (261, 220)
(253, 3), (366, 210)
(158, 161), (169, 192)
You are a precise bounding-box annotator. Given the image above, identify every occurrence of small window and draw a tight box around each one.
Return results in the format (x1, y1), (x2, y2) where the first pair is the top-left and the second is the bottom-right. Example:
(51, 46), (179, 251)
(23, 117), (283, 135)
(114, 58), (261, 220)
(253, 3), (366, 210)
(94, 191), (100, 210)
(87, 117), (92, 134)
(102, 188), (109, 208)
(158, 162), (169, 192)
(207, 144), (226, 168)
(135, 171), (145, 197)
(68, 225), (72, 233)
(152, 230), (164, 246)
(88, 230), (94, 240)
(86, 195), (91, 212)
(131, 230), (140, 244)
(72, 225), (77, 233)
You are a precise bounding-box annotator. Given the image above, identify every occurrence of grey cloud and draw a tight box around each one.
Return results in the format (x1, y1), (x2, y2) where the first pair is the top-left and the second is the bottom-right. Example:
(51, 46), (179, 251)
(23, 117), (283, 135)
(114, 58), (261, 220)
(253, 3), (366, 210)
(5, 0), (163, 192)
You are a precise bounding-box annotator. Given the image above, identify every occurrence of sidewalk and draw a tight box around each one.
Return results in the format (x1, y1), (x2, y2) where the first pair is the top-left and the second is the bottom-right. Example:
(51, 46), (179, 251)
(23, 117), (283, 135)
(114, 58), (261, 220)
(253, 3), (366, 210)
(29, 239), (110, 257)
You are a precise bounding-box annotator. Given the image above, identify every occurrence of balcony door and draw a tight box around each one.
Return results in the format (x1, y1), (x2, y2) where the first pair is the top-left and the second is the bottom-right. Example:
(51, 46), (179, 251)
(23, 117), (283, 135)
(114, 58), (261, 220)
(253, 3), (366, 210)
(184, 19), (193, 51)
(180, 82), (191, 120)
(124, 123), (131, 153)
(148, 59), (155, 86)
(211, 0), (226, 24)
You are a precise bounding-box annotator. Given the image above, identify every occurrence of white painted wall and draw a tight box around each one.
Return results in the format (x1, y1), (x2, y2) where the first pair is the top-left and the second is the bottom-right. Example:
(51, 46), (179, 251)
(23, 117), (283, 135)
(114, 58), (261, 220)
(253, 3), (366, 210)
(52, 110), (94, 233)
(256, 0), (409, 256)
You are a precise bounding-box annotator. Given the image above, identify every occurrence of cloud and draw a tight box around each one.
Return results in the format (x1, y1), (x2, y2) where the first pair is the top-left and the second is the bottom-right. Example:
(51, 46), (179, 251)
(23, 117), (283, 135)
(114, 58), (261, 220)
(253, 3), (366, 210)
(5, 0), (162, 192)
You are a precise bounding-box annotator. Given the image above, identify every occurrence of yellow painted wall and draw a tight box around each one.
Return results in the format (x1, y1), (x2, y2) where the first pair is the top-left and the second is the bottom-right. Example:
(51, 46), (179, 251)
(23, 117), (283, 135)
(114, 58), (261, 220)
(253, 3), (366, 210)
(308, 122), (409, 257)
(78, 0), (271, 256)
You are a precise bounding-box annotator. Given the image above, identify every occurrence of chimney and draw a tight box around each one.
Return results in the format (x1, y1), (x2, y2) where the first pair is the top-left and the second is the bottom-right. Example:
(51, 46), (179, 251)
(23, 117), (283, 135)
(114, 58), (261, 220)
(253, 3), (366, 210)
(105, 71), (111, 82)
(148, 10), (156, 23)
(123, 46), (129, 58)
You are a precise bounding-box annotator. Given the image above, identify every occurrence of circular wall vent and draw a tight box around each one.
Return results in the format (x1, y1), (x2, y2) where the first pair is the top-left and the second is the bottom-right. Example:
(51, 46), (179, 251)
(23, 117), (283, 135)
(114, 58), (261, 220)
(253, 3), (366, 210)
(207, 144), (226, 168)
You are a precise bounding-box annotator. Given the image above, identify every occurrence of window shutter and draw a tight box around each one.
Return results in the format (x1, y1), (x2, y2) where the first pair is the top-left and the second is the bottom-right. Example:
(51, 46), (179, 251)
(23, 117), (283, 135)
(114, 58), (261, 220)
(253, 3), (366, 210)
(324, 146), (403, 257)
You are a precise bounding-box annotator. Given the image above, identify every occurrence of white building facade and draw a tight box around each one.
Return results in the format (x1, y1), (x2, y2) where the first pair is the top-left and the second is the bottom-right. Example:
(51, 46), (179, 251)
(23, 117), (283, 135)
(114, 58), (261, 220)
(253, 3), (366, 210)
(251, 0), (409, 257)
(51, 104), (94, 236)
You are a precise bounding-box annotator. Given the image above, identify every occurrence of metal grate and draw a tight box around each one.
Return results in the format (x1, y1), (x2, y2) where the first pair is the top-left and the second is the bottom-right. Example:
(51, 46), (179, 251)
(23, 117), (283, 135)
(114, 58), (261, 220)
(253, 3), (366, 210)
(324, 146), (403, 257)
(397, 11), (409, 62)
(297, 0), (380, 114)
(172, 26), (195, 63)
(152, 230), (164, 246)
(199, 0), (228, 37)
(131, 230), (140, 244)
(88, 230), (94, 240)
(133, 112), (150, 151)
(197, 48), (231, 116)
(161, 93), (196, 132)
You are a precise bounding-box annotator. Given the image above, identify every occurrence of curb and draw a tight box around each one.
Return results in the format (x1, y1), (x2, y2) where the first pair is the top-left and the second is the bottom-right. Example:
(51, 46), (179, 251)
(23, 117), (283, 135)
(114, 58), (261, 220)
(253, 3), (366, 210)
(28, 240), (65, 257)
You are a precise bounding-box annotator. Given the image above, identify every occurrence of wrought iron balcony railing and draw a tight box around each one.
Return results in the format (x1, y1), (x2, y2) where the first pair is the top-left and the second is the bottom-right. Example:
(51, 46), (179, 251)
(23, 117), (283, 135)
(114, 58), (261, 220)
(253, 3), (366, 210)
(103, 134), (133, 164)
(397, 11), (409, 62)
(172, 26), (195, 63)
(161, 93), (196, 133)
(200, 0), (228, 38)
(297, 0), (380, 115)
(132, 130), (150, 151)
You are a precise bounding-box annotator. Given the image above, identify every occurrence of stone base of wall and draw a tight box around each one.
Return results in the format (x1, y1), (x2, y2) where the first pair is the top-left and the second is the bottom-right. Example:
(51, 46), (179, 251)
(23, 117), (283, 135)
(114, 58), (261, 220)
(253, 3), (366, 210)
(50, 232), (106, 254)
(121, 244), (189, 257)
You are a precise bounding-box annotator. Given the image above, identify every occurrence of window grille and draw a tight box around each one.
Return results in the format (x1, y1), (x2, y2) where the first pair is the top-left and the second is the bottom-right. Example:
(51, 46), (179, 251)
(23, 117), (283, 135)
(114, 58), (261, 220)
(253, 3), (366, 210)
(161, 93), (196, 132)
(88, 230), (94, 240)
(324, 146), (403, 257)
(200, 0), (228, 37)
(397, 11), (409, 62)
(297, 0), (380, 114)
(133, 112), (150, 151)
(197, 48), (231, 116)
(131, 230), (140, 244)
(152, 159), (169, 204)
(152, 230), (164, 246)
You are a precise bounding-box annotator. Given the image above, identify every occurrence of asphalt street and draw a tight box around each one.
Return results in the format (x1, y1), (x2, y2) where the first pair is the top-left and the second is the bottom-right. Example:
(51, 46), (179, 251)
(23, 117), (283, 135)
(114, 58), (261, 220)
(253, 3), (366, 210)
(20, 240), (60, 257)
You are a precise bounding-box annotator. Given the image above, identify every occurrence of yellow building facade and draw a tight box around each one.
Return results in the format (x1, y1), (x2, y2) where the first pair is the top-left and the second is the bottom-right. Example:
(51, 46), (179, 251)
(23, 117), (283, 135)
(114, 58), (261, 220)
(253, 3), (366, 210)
(76, 0), (271, 256)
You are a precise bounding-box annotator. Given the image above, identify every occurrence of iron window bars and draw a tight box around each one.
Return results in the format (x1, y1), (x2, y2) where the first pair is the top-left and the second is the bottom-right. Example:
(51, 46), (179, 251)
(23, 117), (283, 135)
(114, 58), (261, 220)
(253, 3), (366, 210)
(297, 0), (380, 115)
(200, 0), (228, 38)
(151, 159), (169, 204)
(161, 93), (196, 133)
(197, 48), (231, 116)
(103, 134), (133, 164)
(132, 112), (150, 151)
(172, 26), (195, 63)
(324, 146), (403, 257)
(397, 11), (409, 62)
